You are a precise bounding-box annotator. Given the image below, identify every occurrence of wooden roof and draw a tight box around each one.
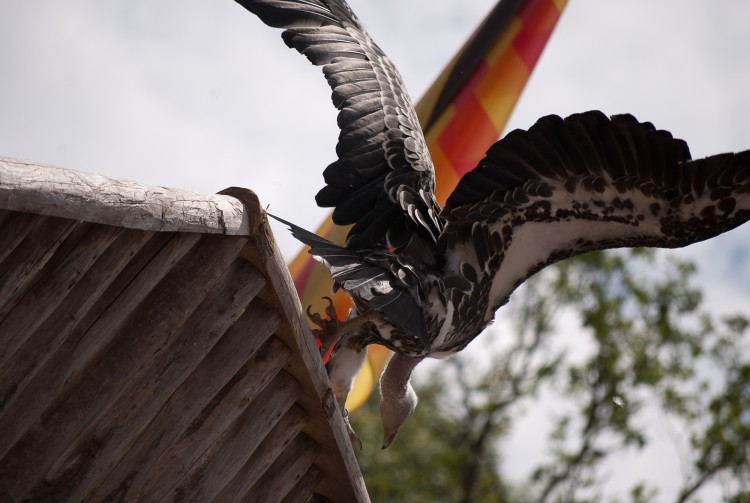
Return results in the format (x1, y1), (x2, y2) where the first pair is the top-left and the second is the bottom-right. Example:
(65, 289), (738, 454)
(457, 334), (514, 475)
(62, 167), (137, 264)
(0, 156), (370, 502)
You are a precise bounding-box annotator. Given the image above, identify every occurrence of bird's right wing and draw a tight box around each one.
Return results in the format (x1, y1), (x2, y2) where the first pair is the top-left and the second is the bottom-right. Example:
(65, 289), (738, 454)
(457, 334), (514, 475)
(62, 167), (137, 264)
(440, 111), (750, 323)
(238, 0), (442, 255)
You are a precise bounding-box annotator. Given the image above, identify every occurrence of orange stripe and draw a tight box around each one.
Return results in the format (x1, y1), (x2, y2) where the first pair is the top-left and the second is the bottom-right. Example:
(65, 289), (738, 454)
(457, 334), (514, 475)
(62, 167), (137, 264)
(475, 46), (530, 132)
(430, 142), (462, 206)
(437, 99), (500, 176)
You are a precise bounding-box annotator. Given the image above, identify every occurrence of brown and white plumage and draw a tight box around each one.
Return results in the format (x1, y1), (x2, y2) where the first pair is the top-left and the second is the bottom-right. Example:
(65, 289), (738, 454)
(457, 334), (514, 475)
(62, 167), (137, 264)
(237, 0), (750, 447)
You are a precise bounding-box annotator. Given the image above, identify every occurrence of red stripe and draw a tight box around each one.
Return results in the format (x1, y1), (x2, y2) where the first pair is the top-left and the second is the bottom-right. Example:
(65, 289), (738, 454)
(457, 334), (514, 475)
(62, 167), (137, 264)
(513, 0), (560, 70)
(437, 61), (500, 176)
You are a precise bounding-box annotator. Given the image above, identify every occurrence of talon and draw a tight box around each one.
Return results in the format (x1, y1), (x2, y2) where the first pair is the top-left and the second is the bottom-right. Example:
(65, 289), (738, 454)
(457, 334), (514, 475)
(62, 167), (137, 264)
(322, 296), (339, 320)
(306, 298), (344, 357)
(306, 304), (325, 327)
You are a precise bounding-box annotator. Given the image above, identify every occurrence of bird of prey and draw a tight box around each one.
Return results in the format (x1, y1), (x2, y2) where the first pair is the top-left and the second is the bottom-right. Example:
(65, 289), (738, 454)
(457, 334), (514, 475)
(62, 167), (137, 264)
(238, 0), (750, 448)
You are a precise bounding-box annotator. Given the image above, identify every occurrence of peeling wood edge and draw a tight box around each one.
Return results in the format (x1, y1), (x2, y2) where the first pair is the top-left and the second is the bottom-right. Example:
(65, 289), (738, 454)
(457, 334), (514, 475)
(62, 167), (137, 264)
(0, 157), (258, 236)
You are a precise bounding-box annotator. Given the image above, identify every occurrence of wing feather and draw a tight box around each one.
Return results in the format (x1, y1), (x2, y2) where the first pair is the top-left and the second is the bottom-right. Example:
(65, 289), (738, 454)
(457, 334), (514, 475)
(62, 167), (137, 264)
(442, 111), (750, 316)
(238, 0), (442, 259)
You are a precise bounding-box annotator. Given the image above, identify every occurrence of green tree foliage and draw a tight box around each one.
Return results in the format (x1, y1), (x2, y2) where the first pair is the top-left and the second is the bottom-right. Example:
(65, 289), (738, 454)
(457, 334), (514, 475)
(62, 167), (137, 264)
(350, 250), (750, 502)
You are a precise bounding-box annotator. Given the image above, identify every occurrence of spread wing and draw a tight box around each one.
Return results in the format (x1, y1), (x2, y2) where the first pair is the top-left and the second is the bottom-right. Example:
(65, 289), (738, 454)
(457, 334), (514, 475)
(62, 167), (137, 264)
(238, 0), (442, 256)
(441, 111), (750, 320)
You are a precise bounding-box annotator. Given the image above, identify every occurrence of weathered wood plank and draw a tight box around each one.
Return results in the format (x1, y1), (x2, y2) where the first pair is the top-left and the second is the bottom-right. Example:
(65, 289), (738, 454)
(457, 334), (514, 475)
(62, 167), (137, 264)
(0, 214), (77, 320)
(170, 370), (303, 502)
(0, 232), (218, 496)
(0, 157), (257, 236)
(128, 335), (290, 502)
(266, 311), (371, 502)
(41, 259), (266, 501)
(239, 261), (352, 465)
(55, 229), (177, 343)
(0, 208), (10, 228)
(281, 464), (324, 503)
(241, 234), (338, 418)
(247, 433), (320, 503)
(0, 211), (37, 265)
(0, 227), (155, 414)
(86, 304), (282, 502)
(1, 233), (250, 500)
(0, 231), (199, 465)
(142, 366), (299, 501)
(216, 404), (309, 500)
(0, 222), (121, 365)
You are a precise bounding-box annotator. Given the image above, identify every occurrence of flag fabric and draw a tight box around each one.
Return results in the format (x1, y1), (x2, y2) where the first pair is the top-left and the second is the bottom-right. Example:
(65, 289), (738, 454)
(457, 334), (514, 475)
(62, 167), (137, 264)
(289, 0), (568, 411)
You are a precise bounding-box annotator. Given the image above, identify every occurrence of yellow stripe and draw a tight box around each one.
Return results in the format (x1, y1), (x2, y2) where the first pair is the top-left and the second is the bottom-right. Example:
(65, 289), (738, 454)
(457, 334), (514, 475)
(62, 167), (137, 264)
(475, 47), (530, 132)
(484, 17), (522, 66)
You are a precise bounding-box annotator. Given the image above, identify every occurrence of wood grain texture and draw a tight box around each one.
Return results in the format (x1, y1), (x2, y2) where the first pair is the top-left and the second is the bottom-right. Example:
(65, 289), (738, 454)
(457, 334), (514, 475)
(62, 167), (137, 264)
(0, 211), (37, 264)
(216, 404), (309, 500)
(169, 370), (302, 502)
(49, 260), (267, 502)
(248, 433), (320, 503)
(0, 231), (200, 468)
(0, 226), (154, 416)
(2, 234), (253, 499)
(281, 463), (325, 503)
(86, 307), (283, 502)
(0, 215), (77, 320)
(0, 157), (255, 236)
(0, 222), (121, 363)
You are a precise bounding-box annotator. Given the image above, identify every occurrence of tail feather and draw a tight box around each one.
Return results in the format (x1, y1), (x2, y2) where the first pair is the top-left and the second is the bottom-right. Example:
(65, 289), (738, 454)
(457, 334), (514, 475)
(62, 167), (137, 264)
(267, 213), (365, 270)
(268, 213), (430, 350)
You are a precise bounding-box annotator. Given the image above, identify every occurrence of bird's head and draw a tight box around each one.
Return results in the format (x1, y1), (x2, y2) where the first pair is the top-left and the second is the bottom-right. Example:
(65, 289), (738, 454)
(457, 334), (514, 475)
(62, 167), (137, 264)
(379, 354), (422, 449)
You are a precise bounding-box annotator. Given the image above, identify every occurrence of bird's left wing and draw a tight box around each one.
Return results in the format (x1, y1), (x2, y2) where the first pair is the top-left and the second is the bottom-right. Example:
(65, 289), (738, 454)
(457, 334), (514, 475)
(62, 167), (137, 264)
(238, 0), (442, 256)
(440, 111), (750, 319)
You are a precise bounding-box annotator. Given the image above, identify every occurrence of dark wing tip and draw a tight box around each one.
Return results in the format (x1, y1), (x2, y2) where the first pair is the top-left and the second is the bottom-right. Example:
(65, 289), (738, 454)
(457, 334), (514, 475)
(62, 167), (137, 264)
(236, 0), (338, 28)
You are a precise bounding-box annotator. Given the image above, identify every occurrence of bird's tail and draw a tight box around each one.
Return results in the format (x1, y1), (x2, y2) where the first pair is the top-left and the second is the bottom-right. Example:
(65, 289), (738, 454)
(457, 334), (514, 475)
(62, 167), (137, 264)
(267, 212), (355, 263)
(268, 213), (430, 351)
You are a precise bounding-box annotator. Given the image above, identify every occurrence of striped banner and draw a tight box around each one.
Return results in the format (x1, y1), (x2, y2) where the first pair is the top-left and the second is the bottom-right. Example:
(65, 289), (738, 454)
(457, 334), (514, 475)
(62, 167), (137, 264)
(290, 0), (568, 411)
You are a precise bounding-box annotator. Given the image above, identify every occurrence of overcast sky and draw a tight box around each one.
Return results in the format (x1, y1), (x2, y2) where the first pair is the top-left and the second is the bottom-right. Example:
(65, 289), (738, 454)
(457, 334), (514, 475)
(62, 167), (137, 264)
(1, 0), (749, 499)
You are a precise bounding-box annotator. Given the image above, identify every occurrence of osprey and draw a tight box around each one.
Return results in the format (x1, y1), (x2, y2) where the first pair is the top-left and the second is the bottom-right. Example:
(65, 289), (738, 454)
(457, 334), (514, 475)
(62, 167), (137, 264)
(238, 0), (750, 448)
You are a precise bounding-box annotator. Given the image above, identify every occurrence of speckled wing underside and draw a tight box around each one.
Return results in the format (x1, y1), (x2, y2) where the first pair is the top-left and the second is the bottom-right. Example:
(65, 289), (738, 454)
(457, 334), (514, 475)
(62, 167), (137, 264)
(441, 111), (750, 314)
(238, 0), (442, 254)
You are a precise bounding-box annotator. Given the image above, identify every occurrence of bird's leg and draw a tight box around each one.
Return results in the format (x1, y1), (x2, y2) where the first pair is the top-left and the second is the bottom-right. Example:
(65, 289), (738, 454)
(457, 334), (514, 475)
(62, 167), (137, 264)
(326, 342), (368, 450)
(306, 301), (381, 448)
